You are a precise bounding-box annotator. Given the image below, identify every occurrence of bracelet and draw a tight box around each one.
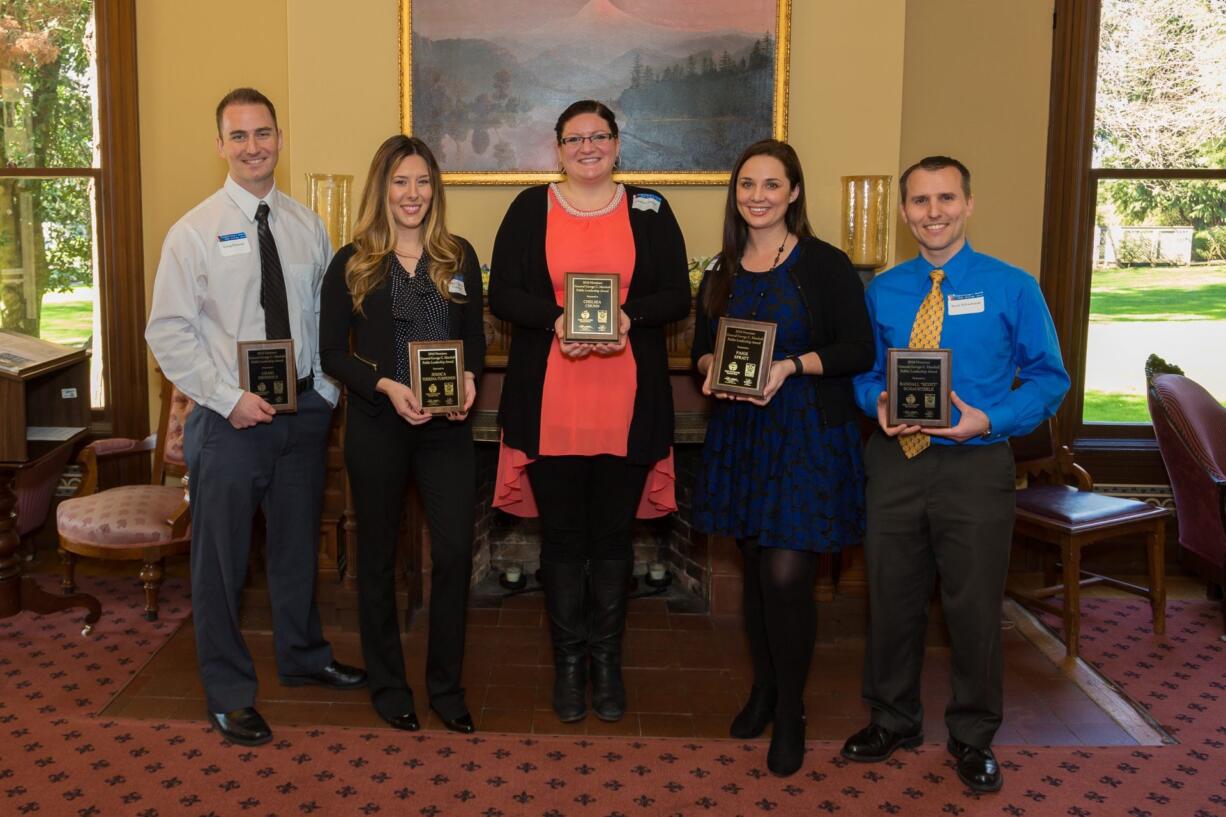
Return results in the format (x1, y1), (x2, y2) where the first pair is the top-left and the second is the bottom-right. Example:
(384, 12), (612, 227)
(789, 355), (803, 376)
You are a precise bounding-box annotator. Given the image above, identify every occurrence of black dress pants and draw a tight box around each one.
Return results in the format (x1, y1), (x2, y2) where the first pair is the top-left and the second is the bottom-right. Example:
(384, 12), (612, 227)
(345, 404), (475, 721)
(861, 432), (1016, 748)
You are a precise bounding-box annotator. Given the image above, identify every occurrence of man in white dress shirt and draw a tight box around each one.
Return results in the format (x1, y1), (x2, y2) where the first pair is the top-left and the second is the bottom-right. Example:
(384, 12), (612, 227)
(146, 88), (365, 746)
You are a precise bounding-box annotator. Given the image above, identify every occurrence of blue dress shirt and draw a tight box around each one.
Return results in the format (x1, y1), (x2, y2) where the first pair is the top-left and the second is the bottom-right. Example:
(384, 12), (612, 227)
(853, 242), (1069, 444)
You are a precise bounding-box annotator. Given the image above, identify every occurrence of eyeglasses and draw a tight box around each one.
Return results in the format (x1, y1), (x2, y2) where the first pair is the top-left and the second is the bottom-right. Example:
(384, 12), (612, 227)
(559, 132), (616, 148)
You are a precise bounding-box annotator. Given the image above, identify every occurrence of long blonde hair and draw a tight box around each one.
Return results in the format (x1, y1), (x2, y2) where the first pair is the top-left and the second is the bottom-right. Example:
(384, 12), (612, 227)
(346, 135), (464, 313)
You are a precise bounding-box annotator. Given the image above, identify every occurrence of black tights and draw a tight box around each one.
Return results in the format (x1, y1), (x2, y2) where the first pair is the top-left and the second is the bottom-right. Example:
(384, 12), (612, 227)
(739, 539), (818, 718)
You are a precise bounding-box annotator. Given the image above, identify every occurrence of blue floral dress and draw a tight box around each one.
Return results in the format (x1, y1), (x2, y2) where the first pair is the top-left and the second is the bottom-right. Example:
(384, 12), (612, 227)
(691, 248), (866, 552)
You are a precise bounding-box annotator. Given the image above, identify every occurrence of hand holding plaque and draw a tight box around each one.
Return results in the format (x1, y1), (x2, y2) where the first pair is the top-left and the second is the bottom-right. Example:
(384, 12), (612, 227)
(563, 273), (620, 342)
(238, 339), (297, 413)
(886, 347), (951, 428)
(408, 340), (466, 415)
(708, 317), (777, 399)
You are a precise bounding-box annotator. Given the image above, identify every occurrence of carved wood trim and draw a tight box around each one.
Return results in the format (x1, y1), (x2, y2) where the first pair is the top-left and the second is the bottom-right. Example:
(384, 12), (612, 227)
(94, 0), (150, 482)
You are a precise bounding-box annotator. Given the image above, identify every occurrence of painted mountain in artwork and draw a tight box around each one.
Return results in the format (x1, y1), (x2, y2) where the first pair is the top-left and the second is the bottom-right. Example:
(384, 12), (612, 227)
(411, 0), (778, 172)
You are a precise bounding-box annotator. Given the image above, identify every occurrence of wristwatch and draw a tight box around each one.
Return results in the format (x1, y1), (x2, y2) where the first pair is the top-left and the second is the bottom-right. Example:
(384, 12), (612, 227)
(788, 355), (803, 376)
(981, 416), (993, 439)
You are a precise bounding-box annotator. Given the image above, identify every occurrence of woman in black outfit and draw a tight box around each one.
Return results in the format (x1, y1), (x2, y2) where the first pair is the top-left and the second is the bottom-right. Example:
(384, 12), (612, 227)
(488, 100), (690, 724)
(320, 135), (484, 734)
(692, 139), (874, 775)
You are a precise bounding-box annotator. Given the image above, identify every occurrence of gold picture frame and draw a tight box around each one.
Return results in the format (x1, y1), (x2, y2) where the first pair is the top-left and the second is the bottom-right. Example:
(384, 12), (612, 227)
(399, 0), (791, 186)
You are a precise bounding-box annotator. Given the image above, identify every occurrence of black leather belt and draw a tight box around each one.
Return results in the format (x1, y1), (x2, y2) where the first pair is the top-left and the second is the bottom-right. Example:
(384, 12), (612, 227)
(297, 374), (314, 394)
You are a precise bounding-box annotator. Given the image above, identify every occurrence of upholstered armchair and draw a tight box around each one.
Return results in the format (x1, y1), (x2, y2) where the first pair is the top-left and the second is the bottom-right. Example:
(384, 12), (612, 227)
(55, 377), (194, 620)
(1146, 355), (1226, 636)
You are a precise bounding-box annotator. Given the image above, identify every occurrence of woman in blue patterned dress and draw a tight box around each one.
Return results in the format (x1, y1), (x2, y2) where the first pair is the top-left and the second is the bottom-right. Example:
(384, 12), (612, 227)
(692, 140), (874, 776)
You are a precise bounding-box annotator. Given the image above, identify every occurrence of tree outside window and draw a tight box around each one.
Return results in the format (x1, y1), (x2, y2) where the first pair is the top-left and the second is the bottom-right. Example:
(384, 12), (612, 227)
(1, 1), (102, 407)
(1084, 0), (1226, 423)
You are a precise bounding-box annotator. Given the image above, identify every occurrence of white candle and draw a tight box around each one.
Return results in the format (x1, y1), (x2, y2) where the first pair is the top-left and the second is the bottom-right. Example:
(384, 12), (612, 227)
(505, 564), (522, 583)
(648, 561), (666, 581)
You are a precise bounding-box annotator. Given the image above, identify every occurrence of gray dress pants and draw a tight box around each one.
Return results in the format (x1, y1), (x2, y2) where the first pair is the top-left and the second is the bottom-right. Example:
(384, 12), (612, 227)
(861, 432), (1016, 748)
(184, 388), (334, 713)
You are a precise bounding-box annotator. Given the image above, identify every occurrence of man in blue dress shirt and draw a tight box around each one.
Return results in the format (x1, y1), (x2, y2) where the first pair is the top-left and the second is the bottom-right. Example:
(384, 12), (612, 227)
(840, 156), (1069, 792)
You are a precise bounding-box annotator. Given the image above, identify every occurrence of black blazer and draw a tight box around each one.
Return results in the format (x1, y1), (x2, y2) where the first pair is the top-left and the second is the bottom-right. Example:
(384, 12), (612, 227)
(320, 238), (486, 416)
(692, 237), (874, 426)
(489, 184), (690, 464)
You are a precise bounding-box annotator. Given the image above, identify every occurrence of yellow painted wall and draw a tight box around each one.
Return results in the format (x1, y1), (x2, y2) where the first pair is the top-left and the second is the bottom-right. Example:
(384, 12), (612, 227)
(282, 0), (906, 266)
(135, 0), (1052, 420)
(135, 0), (293, 421)
(896, 0), (1055, 274)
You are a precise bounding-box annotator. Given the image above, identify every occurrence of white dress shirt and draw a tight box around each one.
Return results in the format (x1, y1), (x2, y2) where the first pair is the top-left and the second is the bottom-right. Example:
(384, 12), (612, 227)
(146, 176), (340, 417)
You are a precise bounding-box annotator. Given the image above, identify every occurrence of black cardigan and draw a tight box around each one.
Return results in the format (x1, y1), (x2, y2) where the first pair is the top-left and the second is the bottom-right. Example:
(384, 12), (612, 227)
(319, 239), (486, 416)
(691, 237), (874, 426)
(489, 184), (690, 464)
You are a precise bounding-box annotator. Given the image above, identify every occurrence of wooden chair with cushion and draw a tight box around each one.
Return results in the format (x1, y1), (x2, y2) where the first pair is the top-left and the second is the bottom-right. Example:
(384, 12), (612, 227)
(1146, 354), (1226, 638)
(55, 376), (194, 620)
(1006, 418), (1169, 659)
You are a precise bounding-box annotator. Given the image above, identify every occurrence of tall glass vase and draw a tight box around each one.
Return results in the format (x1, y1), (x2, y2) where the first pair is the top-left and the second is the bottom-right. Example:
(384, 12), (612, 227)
(841, 175), (891, 270)
(306, 173), (353, 250)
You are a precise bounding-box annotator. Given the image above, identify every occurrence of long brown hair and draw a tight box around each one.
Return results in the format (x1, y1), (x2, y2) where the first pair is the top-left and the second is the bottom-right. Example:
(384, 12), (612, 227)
(346, 135), (464, 314)
(701, 139), (814, 318)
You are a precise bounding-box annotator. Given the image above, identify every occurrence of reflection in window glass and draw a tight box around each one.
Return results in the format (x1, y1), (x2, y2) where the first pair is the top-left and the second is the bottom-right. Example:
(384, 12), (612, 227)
(1085, 179), (1226, 422)
(1094, 0), (1226, 171)
(0, 175), (103, 408)
(0, 2), (98, 169)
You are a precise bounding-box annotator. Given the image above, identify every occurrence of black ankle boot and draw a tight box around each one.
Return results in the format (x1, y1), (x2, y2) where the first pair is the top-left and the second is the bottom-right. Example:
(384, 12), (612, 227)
(541, 559), (588, 722)
(588, 559), (633, 722)
(767, 710), (806, 776)
(730, 684), (776, 739)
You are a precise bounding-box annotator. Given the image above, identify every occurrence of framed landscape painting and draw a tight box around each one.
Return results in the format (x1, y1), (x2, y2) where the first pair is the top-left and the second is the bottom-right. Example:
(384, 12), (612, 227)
(399, 0), (791, 185)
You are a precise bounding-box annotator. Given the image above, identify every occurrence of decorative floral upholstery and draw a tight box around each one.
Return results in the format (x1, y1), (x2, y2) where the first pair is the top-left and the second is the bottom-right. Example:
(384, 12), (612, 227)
(163, 388), (194, 468)
(57, 485), (188, 546)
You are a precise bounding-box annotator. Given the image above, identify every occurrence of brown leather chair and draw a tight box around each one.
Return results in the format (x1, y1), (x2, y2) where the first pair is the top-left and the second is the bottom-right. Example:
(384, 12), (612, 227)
(55, 376), (194, 620)
(1007, 418), (1169, 659)
(1146, 356), (1226, 638)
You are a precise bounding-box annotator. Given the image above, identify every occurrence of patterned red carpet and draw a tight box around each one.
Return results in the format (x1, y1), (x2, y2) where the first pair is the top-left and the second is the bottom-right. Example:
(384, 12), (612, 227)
(2, 578), (1224, 816)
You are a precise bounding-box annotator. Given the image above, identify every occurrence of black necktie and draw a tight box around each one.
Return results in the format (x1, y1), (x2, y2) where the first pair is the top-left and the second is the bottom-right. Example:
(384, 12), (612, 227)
(255, 202), (291, 340)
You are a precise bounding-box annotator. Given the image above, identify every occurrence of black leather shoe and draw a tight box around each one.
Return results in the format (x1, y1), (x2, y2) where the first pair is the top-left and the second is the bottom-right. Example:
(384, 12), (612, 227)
(208, 707), (272, 746)
(384, 711), (420, 731)
(947, 738), (1003, 792)
(730, 684), (776, 739)
(279, 660), (368, 689)
(766, 712), (806, 776)
(433, 711), (476, 734)
(841, 722), (923, 763)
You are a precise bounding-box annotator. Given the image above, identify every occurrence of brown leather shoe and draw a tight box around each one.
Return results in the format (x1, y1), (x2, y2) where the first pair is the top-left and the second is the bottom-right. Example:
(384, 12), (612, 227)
(208, 707), (272, 746)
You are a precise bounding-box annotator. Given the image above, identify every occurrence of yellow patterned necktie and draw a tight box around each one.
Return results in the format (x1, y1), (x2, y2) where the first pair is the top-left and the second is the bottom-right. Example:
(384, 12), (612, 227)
(899, 268), (945, 459)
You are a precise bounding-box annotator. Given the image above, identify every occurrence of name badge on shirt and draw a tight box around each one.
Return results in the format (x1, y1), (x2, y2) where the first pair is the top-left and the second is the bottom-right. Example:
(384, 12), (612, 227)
(948, 292), (985, 316)
(631, 193), (661, 213)
(217, 232), (251, 256)
(448, 276), (466, 297)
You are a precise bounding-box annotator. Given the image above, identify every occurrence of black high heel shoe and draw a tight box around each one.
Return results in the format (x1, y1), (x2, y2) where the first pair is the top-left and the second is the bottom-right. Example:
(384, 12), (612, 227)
(730, 684), (776, 739)
(433, 711), (476, 734)
(384, 711), (420, 731)
(767, 711), (806, 777)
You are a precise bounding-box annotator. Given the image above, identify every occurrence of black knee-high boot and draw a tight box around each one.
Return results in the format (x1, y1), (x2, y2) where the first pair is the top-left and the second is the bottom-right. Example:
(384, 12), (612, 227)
(542, 559), (588, 722)
(587, 558), (632, 721)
